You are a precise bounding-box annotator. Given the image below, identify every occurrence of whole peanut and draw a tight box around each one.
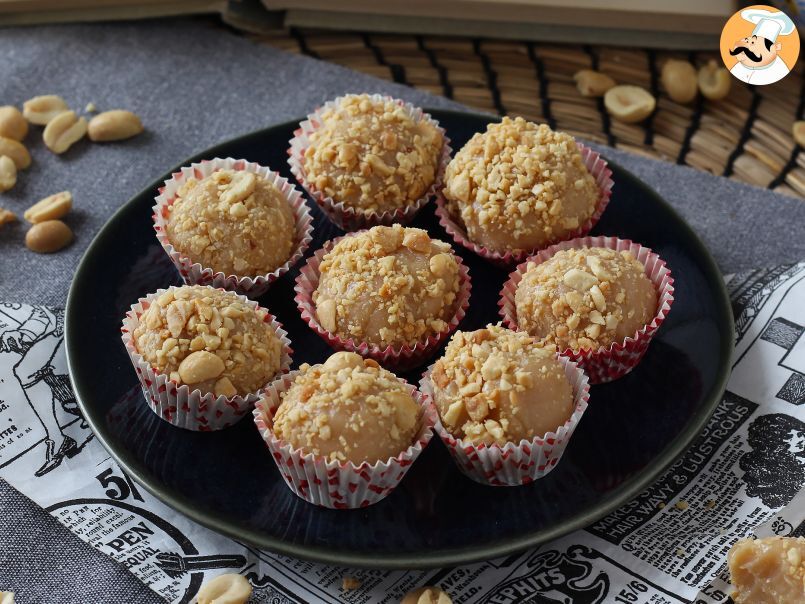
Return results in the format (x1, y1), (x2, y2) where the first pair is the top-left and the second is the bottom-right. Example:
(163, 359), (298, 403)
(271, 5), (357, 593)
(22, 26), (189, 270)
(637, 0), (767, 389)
(178, 350), (225, 385)
(661, 59), (698, 104)
(0, 156), (17, 192)
(0, 137), (31, 170)
(698, 61), (731, 101)
(573, 70), (616, 97)
(196, 574), (252, 604)
(0, 106), (28, 141)
(43, 110), (87, 154)
(23, 94), (69, 125)
(88, 110), (144, 142)
(26, 220), (73, 253)
(604, 85), (656, 123)
(24, 191), (72, 224)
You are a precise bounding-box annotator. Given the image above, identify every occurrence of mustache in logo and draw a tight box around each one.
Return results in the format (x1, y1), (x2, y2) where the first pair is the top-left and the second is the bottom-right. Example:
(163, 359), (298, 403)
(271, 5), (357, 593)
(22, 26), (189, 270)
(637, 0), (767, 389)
(730, 46), (763, 62)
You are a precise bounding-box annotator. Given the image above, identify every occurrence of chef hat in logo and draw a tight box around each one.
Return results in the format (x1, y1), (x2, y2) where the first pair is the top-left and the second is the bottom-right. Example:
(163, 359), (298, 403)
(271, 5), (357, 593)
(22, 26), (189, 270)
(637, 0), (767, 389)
(741, 7), (796, 43)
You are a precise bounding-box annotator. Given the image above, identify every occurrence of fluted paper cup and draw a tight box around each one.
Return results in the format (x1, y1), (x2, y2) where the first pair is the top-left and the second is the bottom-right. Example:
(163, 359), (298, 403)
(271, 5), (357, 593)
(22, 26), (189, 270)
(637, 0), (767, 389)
(498, 235), (674, 383)
(435, 143), (613, 268)
(153, 157), (314, 298)
(253, 371), (437, 508)
(287, 94), (451, 231)
(293, 232), (472, 371)
(420, 355), (590, 486)
(121, 285), (292, 431)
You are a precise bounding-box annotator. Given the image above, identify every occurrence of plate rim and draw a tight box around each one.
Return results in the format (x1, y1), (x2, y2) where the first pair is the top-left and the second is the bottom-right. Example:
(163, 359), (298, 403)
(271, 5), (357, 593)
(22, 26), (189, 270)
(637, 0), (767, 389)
(65, 108), (735, 569)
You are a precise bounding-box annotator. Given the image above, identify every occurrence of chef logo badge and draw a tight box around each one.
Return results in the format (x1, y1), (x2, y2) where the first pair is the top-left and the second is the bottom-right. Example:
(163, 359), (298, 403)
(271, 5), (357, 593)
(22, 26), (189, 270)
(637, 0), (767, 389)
(720, 5), (799, 86)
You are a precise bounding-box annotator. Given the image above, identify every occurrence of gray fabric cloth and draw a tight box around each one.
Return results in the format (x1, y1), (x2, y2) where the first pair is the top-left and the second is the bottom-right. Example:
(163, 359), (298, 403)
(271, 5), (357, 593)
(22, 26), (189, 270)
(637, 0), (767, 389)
(0, 17), (803, 604)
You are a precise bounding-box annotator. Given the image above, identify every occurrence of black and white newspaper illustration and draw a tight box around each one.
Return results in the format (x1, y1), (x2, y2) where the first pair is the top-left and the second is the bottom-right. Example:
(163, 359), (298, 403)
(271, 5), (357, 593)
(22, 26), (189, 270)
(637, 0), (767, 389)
(1, 261), (804, 603)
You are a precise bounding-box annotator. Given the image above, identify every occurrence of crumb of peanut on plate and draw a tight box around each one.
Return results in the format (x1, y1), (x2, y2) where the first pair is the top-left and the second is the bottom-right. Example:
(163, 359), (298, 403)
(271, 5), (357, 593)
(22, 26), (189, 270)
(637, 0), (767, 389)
(270, 351), (420, 464)
(0, 208), (17, 228)
(515, 247), (657, 352)
(132, 285), (283, 397)
(314, 225), (461, 348)
(401, 586), (452, 604)
(442, 116), (599, 254)
(302, 93), (443, 214)
(430, 324), (573, 446)
(728, 536), (805, 603)
(196, 573), (252, 604)
(166, 168), (296, 277)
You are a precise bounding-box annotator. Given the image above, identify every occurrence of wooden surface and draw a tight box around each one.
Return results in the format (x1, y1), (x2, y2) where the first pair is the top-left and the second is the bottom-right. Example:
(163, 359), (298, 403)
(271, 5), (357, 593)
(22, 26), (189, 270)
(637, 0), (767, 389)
(253, 29), (805, 198)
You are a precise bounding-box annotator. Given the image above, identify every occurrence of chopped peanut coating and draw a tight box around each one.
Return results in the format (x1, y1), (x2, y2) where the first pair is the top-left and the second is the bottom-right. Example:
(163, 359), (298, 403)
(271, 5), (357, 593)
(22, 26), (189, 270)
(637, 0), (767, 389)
(314, 225), (461, 347)
(133, 285), (282, 396)
(166, 169), (296, 276)
(515, 247), (657, 351)
(302, 94), (443, 213)
(443, 117), (598, 253)
(271, 352), (420, 463)
(728, 537), (805, 604)
(431, 325), (573, 445)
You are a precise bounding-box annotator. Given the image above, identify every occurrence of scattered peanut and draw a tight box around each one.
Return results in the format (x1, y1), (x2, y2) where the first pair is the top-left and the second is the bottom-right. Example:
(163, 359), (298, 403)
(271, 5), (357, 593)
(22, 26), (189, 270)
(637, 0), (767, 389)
(793, 121), (805, 148)
(177, 350), (225, 385)
(85, 102), (97, 113)
(342, 576), (362, 590)
(661, 59), (698, 104)
(697, 61), (731, 101)
(196, 573), (252, 604)
(87, 109), (143, 142)
(0, 137), (31, 169)
(43, 110), (88, 154)
(573, 69), (617, 97)
(603, 85), (656, 123)
(0, 208), (17, 227)
(401, 586), (453, 604)
(0, 156), (17, 192)
(23, 94), (69, 125)
(25, 219), (73, 253)
(24, 191), (72, 224)
(0, 106), (28, 141)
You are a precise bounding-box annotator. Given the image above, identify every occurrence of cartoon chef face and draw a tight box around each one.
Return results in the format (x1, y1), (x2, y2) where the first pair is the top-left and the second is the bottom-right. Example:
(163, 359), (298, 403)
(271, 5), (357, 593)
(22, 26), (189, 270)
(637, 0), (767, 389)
(730, 34), (781, 68)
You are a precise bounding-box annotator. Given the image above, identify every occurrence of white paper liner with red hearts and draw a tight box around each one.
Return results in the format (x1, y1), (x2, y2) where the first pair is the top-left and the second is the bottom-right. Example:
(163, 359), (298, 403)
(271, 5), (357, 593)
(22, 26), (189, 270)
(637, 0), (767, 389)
(435, 143), (613, 268)
(153, 157), (314, 298)
(253, 371), (437, 508)
(498, 235), (675, 384)
(420, 355), (590, 486)
(121, 285), (293, 431)
(293, 232), (472, 371)
(287, 93), (452, 231)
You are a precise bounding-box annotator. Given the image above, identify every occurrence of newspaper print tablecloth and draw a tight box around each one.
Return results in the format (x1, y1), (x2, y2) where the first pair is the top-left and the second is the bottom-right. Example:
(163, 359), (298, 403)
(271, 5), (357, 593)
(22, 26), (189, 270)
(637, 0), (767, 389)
(1, 261), (804, 603)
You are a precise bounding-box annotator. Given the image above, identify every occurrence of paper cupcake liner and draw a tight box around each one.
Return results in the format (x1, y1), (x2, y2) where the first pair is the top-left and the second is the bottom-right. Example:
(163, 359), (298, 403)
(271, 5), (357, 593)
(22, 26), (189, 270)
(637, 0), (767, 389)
(293, 232), (472, 371)
(253, 371), (437, 508)
(435, 143), (613, 268)
(287, 94), (452, 231)
(420, 355), (590, 486)
(498, 235), (675, 384)
(153, 157), (314, 298)
(120, 285), (293, 431)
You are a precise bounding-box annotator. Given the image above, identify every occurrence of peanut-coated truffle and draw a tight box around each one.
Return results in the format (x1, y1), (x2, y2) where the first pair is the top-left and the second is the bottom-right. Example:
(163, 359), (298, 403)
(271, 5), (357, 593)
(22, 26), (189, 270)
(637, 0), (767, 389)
(302, 94), (443, 213)
(133, 285), (283, 396)
(166, 169), (296, 276)
(271, 352), (421, 463)
(515, 247), (657, 351)
(443, 117), (599, 253)
(430, 325), (573, 446)
(728, 537), (805, 604)
(314, 225), (461, 347)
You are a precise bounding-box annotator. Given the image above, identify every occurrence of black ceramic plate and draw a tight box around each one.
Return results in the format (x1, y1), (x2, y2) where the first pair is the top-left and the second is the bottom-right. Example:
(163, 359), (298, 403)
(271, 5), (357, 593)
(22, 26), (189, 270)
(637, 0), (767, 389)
(66, 109), (733, 569)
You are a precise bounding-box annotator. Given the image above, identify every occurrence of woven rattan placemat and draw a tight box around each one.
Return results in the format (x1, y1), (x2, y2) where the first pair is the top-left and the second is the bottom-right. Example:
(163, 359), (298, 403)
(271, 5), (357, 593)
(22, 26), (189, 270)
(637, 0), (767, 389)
(253, 29), (805, 198)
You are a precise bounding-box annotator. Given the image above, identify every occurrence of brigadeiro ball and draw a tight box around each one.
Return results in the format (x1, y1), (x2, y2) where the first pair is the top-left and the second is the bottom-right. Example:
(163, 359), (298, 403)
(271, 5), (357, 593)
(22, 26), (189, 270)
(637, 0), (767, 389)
(301, 94), (444, 216)
(132, 285), (284, 397)
(430, 325), (574, 445)
(515, 246), (658, 352)
(314, 225), (462, 349)
(271, 352), (422, 463)
(165, 168), (296, 277)
(442, 116), (599, 254)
